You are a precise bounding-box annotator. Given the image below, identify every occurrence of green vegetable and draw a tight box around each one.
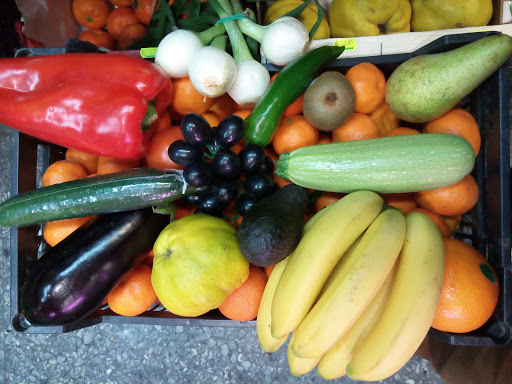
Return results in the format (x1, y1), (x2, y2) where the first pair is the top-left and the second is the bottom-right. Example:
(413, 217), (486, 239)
(243, 45), (345, 146)
(275, 133), (476, 193)
(0, 168), (198, 227)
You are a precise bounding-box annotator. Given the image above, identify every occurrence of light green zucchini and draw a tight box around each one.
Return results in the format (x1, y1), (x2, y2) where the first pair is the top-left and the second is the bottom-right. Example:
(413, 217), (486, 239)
(274, 133), (475, 194)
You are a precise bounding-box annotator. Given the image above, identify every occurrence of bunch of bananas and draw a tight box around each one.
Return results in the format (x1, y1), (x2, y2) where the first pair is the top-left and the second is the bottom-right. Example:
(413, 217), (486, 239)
(256, 190), (445, 381)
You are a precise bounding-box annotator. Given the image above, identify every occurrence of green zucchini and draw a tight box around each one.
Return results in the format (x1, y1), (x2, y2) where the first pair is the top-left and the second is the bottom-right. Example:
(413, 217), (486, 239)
(0, 168), (198, 227)
(274, 133), (475, 194)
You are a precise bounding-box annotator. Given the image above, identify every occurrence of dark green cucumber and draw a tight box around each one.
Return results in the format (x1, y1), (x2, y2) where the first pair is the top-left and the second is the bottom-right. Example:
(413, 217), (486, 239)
(0, 168), (198, 227)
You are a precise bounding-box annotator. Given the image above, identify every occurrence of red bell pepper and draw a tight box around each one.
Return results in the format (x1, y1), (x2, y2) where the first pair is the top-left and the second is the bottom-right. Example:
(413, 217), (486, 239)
(0, 53), (170, 103)
(0, 81), (149, 160)
(0, 53), (172, 159)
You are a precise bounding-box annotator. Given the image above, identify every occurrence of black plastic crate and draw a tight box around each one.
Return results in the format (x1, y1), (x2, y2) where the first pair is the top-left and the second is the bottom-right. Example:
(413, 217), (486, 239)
(7, 32), (512, 346)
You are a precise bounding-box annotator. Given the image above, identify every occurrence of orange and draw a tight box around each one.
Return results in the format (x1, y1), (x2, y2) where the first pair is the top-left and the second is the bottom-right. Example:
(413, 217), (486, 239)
(407, 208), (451, 237)
(368, 101), (401, 136)
(142, 249), (154, 266)
(432, 238), (499, 333)
(232, 109), (252, 120)
(109, 0), (135, 6)
(345, 62), (386, 114)
(414, 174), (479, 216)
(270, 73), (304, 117)
(144, 126), (186, 170)
(107, 263), (157, 317)
(273, 174), (293, 189)
(169, 77), (216, 115)
(106, 6), (139, 40)
(314, 192), (344, 212)
(118, 23), (148, 49)
(444, 214), (463, 236)
(65, 148), (99, 174)
(208, 93), (238, 120)
(332, 112), (379, 142)
(201, 112), (221, 128)
(72, 0), (111, 29)
(96, 157), (140, 174)
(78, 29), (116, 50)
(423, 108), (481, 156)
(42, 160), (88, 187)
(152, 109), (171, 133)
(272, 115), (319, 155)
(43, 216), (95, 247)
(317, 133), (331, 144)
(134, 0), (157, 25)
(387, 127), (420, 136)
(381, 193), (417, 214)
(218, 265), (267, 321)
(264, 265), (274, 278)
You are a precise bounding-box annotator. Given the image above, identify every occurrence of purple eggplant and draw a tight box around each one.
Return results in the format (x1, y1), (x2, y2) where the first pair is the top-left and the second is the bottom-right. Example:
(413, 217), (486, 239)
(19, 208), (170, 327)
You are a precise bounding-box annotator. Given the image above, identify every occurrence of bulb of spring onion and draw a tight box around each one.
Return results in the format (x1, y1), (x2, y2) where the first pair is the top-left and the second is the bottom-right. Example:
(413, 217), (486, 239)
(188, 37), (237, 98)
(155, 24), (226, 78)
(237, 15), (310, 66)
(211, 0), (270, 107)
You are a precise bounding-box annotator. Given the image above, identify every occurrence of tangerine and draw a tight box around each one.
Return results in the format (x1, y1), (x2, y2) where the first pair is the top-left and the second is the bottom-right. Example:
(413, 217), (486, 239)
(387, 127), (420, 136)
(345, 62), (386, 114)
(107, 263), (157, 317)
(96, 157), (140, 174)
(332, 112), (379, 142)
(218, 265), (267, 321)
(414, 174), (479, 216)
(134, 0), (157, 25)
(65, 147), (99, 174)
(43, 216), (95, 247)
(368, 100), (401, 136)
(423, 108), (481, 156)
(381, 193), (417, 214)
(118, 23), (148, 49)
(72, 0), (111, 29)
(106, 6), (139, 40)
(78, 28), (116, 50)
(272, 115), (319, 155)
(169, 77), (216, 115)
(42, 160), (88, 187)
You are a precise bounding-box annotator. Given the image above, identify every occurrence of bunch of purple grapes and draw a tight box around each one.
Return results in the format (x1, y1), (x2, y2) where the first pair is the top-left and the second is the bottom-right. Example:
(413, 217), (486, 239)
(168, 113), (275, 217)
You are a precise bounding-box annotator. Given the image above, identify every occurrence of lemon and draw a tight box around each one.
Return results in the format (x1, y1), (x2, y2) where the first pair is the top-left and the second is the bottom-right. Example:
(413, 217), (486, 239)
(151, 214), (249, 317)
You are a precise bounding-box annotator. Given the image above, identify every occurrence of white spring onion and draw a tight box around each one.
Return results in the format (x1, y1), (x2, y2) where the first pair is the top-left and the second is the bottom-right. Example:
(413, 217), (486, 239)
(211, 0), (270, 107)
(155, 24), (226, 78)
(188, 35), (237, 98)
(232, 1), (310, 66)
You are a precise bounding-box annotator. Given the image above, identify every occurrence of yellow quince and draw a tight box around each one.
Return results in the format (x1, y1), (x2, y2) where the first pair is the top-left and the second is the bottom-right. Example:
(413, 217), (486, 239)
(329, 0), (411, 38)
(411, 0), (493, 32)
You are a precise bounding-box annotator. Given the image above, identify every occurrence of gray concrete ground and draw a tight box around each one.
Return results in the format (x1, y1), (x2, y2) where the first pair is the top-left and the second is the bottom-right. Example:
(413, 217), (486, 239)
(0, 124), (445, 384)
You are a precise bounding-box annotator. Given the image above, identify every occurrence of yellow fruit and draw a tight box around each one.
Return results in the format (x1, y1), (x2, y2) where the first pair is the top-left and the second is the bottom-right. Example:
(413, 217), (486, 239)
(411, 0), (493, 32)
(151, 214), (249, 317)
(329, 0), (411, 38)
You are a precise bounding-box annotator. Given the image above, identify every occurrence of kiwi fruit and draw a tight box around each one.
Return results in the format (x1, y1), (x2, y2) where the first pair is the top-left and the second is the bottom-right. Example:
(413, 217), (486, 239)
(302, 71), (356, 131)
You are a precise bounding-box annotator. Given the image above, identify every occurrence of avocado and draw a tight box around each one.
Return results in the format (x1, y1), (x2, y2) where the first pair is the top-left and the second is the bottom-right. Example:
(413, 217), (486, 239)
(302, 71), (356, 131)
(237, 184), (309, 267)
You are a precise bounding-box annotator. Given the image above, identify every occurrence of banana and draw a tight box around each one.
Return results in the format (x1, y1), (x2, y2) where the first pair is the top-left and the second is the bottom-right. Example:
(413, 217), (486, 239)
(346, 212), (445, 381)
(287, 333), (322, 377)
(291, 208), (406, 359)
(316, 262), (398, 380)
(271, 191), (384, 339)
(301, 202), (334, 236)
(257, 205), (324, 354)
(256, 256), (291, 353)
